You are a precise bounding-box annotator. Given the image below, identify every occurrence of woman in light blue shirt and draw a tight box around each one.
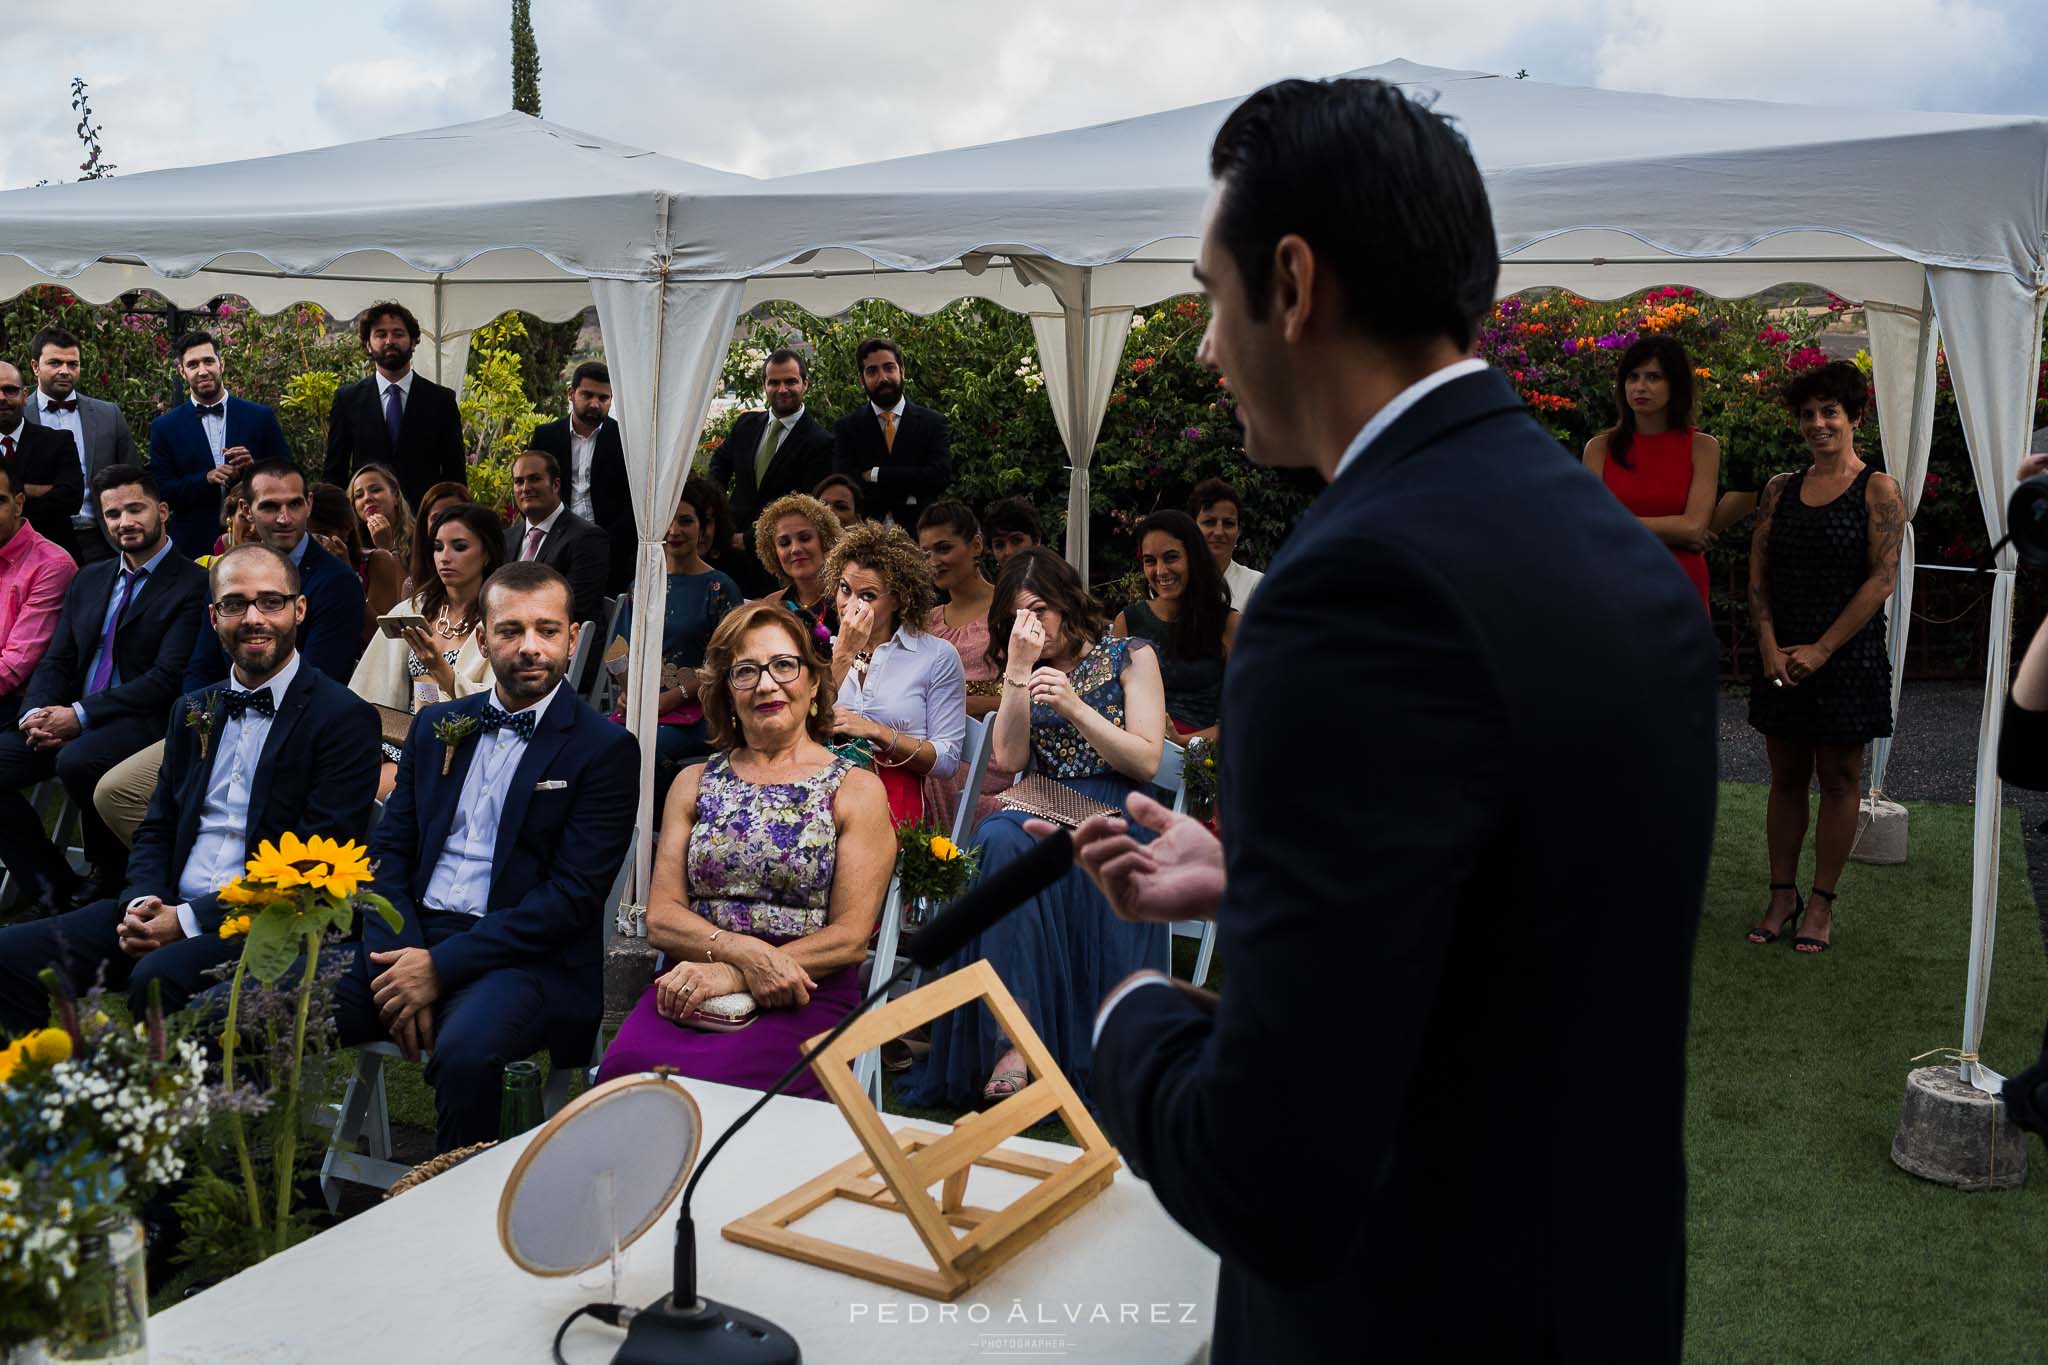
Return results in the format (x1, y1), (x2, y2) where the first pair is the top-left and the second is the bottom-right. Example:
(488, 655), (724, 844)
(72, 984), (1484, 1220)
(822, 522), (965, 826)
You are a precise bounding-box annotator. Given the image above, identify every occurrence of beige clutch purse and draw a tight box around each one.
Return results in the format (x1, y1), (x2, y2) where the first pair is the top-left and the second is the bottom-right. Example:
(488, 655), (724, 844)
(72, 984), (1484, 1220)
(372, 703), (416, 748)
(994, 774), (1120, 829)
(680, 991), (758, 1032)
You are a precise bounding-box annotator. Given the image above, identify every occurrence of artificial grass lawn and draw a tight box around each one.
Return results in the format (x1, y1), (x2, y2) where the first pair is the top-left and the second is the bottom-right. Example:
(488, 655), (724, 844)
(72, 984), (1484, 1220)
(376, 785), (2046, 1358)
(1686, 784), (2048, 1362)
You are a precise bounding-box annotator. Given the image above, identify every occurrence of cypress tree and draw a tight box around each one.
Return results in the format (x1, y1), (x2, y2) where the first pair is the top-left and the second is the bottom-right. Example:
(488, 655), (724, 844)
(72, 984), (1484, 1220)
(511, 0), (542, 116)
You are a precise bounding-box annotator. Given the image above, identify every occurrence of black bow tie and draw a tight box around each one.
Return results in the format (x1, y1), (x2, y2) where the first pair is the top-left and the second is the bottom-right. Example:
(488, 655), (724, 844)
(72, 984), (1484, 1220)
(44, 398), (78, 413)
(478, 703), (538, 742)
(197, 402), (225, 418)
(221, 687), (275, 720)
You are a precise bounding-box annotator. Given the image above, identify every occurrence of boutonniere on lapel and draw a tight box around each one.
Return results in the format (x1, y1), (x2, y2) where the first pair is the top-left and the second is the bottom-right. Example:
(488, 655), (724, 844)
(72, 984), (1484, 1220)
(183, 696), (221, 760)
(431, 713), (481, 777)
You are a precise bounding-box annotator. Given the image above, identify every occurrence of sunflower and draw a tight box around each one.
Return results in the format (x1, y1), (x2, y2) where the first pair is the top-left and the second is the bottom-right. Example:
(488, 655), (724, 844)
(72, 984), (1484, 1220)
(217, 914), (254, 941)
(217, 881), (275, 907)
(298, 835), (372, 898)
(245, 833), (316, 888)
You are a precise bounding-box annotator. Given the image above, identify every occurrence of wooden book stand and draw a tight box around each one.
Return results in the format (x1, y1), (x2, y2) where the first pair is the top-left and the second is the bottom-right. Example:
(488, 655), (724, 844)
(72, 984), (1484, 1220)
(722, 959), (1121, 1300)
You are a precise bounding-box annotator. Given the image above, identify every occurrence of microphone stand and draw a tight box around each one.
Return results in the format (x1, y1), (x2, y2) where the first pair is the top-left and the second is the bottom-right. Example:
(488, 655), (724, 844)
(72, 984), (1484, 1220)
(611, 957), (918, 1364)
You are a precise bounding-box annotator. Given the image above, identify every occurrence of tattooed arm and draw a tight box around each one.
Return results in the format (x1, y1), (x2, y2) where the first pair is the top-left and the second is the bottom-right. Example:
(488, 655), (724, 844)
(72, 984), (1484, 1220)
(1749, 473), (1791, 686)
(1785, 472), (1905, 683)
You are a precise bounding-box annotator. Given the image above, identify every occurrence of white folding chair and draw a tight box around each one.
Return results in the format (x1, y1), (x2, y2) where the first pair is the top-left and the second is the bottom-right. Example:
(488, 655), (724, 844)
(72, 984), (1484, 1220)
(949, 714), (996, 850)
(1152, 741), (1219, 988)
(856, 873), (907, 1112)
(588, 592), (630, 710)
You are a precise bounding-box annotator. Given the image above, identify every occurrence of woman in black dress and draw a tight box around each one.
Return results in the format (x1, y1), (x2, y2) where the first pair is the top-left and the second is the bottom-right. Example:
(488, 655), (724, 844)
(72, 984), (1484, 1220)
(1746, 361), (1904, 953)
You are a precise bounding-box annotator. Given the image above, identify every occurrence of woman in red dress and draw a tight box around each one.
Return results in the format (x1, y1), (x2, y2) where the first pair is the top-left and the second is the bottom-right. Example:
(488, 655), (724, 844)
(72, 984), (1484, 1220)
(1581, 335), (1720, 612)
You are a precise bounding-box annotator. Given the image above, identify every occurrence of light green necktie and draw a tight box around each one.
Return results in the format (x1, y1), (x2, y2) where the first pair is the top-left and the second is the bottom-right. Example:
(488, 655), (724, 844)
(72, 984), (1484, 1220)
(754, 417), (784, 485)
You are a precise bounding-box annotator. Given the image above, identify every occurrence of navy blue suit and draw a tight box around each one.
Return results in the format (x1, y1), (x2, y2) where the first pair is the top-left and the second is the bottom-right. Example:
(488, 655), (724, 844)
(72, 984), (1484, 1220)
(184, 535), (364, 690)
(1092, 368), (1719, 1362)
(147, 398), (292, 559)
(0, 659), (380, 1030)
(339, 683), (637, 1150)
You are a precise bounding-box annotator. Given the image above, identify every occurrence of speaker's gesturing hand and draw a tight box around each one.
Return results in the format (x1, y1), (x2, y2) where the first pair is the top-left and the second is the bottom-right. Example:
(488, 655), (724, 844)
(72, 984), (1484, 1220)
(1029, 791), (1224, 925)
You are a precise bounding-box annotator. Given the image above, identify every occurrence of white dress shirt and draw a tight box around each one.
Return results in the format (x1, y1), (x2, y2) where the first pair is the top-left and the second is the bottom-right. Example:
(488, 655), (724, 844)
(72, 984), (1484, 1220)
(519, 502), (566, 560)
(567, 420), (598, 520)
(1094, 358), (1492, 1047)
(1223, 559), (1263, 610)
(839, 626), (967, 779)
(36, 390), (90, 521)
(375, 370), (415, 419)
(157, 651), (303, 939)
(422, 682), (563, 917)
(196, 390), (230, 464)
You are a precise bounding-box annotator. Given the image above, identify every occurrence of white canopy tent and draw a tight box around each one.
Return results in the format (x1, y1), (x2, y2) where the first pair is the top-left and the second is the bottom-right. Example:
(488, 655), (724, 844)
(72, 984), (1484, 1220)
(0, 65), (2041, 1078)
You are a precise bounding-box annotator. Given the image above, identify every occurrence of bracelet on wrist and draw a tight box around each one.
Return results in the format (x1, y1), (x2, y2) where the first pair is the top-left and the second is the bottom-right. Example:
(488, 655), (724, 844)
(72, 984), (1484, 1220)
(1003, 675), (1030, 688)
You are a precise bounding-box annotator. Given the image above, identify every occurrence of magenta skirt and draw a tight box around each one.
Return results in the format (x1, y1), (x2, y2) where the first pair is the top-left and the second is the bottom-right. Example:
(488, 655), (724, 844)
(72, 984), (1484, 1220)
(594, 937), (860, 1101)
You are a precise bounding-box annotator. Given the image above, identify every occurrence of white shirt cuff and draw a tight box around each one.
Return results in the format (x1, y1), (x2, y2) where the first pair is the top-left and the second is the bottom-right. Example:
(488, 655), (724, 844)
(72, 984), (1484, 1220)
(173, 903), (199, 940)
(1092, 971), (1174, 1049)
(71, 702), (89, 731)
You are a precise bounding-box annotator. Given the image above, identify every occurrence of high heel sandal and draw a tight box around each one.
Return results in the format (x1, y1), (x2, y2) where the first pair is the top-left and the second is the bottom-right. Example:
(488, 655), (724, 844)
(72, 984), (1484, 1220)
(1793, 887), (1836, 954)
(1747, 883), (1803, 944)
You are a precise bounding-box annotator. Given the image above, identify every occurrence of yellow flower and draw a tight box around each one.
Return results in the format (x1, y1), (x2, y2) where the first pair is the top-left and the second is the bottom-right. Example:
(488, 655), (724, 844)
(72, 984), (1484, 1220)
(25, 1029), (71, 1066)
(218, 914), (254, 941)
(0, 1041), (22, 1085)
(928, 836), (960, 862)
(298, 835), (372, 898)
(218, 880), (267, 907)
(245, 833), (316, 888)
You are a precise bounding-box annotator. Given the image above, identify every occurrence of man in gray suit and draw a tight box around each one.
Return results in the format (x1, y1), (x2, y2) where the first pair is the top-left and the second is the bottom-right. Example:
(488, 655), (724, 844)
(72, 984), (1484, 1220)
(25, 326), (139, 565)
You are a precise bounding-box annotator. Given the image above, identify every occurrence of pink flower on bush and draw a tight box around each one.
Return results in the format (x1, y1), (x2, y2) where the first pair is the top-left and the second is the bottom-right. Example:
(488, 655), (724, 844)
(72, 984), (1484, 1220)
(1757, 326), (1792, 347)
(1181, 426), (1203, 440)
(1130, 357), (1156, 375)
(1787, 347), (1829, 372)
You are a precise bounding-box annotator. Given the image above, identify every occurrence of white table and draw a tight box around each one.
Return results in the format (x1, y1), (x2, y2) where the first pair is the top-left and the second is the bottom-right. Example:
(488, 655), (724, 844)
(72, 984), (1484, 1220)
(151, 1079), (1217, 1363)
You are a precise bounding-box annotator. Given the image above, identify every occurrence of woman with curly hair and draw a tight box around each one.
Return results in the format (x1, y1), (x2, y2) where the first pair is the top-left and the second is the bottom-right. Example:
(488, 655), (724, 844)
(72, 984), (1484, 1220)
(751, 491), (842, 650)
(821, 521), (967, 826)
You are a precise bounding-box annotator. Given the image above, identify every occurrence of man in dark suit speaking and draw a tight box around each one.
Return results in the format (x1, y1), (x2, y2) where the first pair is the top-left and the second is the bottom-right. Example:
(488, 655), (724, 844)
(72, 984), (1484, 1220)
(148, 331), (292, 559)
(709, 348), (834, 596)
(321, 301), (465, 512)
(832, 338), (950, 529)
(1062, 80), (1718, 1362)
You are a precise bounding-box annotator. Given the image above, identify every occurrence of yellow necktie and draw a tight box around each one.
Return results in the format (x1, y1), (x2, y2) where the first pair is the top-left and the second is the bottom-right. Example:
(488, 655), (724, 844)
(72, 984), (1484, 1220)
(880, 411), (897, 453)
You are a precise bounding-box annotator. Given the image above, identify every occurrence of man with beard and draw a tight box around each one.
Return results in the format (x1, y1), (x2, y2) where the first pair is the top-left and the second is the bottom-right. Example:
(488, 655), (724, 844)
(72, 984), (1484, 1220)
(338, 561), (636, 1151)
(89, 458), (368, 847)
(527, 362), (635, 591)
(1064, 79), (1716, 1361)
(0, 358), (86, 559)
(709, 348), (834, 596)
(0, 467), (208, 915)
(833, 338), (951, 531)
(147, 331), (292, 559)
(0, 543), (377, 1025)
(23, 326), (139, 565)
(321, 301), (465, 511)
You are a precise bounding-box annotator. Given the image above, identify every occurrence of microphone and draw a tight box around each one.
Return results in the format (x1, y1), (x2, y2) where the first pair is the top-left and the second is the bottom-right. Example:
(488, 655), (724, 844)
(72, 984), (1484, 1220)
(906, 828), (1073, 969)
(608, 828), (1075, 1364)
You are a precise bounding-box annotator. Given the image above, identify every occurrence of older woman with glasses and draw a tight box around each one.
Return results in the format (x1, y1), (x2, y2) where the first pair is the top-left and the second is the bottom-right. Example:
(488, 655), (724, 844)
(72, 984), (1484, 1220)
(595, 601), (895, 1096)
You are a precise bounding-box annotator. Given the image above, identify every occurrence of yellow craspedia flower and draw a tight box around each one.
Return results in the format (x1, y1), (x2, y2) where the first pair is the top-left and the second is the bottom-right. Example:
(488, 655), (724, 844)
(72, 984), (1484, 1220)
(25, 1029), (71, 1066)
(218, 914), (254, 941)
(298, 836), (371, 898)
(928, 836), (960, 862)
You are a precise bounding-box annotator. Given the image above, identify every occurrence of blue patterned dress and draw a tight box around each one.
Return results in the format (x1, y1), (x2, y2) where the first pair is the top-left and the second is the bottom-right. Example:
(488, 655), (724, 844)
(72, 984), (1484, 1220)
(902, 634), (1168, 1110)
(597, 753), (859, 1099)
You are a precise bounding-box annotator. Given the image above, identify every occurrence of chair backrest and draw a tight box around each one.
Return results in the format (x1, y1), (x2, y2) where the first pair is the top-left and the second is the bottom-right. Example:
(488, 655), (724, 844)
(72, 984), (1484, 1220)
(602, 828), (641, 949)
(588, 593), (630, 709)
(1152, 740), (1189, 815)
(948, 714), (996, 848)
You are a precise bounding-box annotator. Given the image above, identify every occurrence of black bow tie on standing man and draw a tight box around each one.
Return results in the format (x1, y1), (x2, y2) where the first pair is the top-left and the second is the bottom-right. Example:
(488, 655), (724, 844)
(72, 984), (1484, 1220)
(197, 402), (225, 418)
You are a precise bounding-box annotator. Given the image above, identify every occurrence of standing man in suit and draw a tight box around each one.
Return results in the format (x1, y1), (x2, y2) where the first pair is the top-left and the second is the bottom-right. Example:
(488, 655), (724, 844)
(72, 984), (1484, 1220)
(1065, 80), (1717, 1362)
(24, 326), (139, 565)
(321, 301), (465, 512)
(710, 348), (834, 596)
(89, 459), (367, 848)
(831, 338), (950, 531)
(528, 361), (634, 592)
(336, 561), (636, 1151)
(148, 331), (292, 559)
(0, 543), (379, 1028)
(0, 359), (84, 559)
(504, 450), (608, 632)
(0, 466), (208, 914)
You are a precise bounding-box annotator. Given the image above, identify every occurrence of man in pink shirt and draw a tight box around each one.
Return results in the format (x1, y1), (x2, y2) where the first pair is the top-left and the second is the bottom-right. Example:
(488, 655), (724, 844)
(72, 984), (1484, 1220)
(0, 462), (78, 725)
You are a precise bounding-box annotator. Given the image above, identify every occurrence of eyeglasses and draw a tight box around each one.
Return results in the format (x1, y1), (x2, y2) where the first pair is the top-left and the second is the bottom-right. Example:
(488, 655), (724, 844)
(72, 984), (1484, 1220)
(728, 655), (804, 691)
(213, 592), (294, 616)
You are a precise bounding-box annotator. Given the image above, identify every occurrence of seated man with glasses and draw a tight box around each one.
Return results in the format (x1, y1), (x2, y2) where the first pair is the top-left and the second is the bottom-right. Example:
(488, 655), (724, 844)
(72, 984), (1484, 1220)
(0, 543), (380, 1028)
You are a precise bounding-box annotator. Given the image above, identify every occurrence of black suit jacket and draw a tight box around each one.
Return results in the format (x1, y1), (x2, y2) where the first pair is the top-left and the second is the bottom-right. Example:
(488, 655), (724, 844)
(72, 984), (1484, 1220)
(712, 410), (836, 531)
(3, 422), (83, 558)
(366, 685), (637, 1063)
(831, 401), (950, 528)
(321, 373), (465, 512)
(1093, 369), (1719, 1363)
(23, 548), (210, 728)
(125, 663), (380, 933)
(530, 416), (636, 593)
(503, 508), (608, 631)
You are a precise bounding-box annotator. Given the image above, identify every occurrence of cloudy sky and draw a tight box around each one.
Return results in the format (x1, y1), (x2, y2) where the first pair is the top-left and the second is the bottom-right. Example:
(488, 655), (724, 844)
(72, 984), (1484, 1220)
(2, 0), (2041, 188)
